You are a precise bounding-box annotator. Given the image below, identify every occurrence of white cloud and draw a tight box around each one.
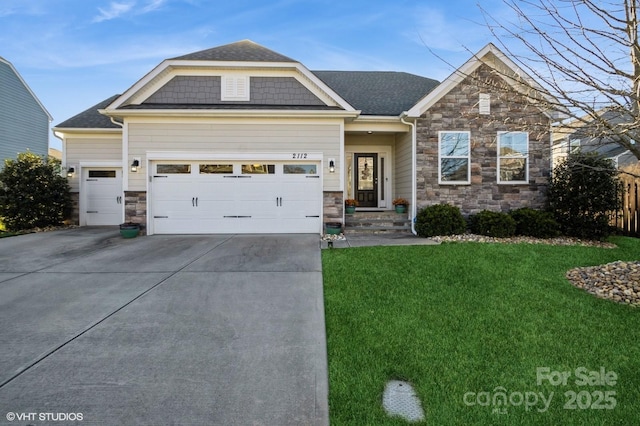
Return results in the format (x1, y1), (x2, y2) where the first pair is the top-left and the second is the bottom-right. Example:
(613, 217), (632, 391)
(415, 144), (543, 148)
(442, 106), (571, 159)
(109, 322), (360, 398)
(92, 0), (165, 23)
(93, 1), (135, 23)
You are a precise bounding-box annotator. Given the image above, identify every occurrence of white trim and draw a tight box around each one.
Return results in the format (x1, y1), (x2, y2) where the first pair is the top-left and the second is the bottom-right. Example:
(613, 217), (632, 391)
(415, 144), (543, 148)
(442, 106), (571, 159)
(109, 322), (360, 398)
(497, 131), (529, 184)
(146, 151), (324, 161)
(344, 146), (393, 209)
(406, 43), (556, 118)
(122, 122), (129, 191)
(105, 58), (357, 113)
(438, 131), (471, 185)
(100, 108), (359, 119)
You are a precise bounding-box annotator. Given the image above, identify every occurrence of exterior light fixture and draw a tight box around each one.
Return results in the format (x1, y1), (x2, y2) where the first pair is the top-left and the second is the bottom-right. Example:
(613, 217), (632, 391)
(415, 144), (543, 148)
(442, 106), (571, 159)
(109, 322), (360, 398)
(328, 159), (336, 173)
(66, 167), (75, 178)
(130, 159), (140, 173)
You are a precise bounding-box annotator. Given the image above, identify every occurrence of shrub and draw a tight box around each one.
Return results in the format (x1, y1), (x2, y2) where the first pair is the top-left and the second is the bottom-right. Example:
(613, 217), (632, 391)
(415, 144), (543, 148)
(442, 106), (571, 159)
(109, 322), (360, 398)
(415, 204), (467, 237)
(469, 210), (516, 238)
(0, 152), (72, 231)
(547, 152), (622, 239)
(509, 208), (561, 238)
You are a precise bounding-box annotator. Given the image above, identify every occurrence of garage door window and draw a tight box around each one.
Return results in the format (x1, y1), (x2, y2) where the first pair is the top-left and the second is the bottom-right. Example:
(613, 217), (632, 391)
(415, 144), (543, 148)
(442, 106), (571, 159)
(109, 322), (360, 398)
(283, 164), (317, 174)
(200, 164), (233, 174)
(88, 170), (117, 178)
(242, 164), (275, 174)
(157, 164), (191, 174)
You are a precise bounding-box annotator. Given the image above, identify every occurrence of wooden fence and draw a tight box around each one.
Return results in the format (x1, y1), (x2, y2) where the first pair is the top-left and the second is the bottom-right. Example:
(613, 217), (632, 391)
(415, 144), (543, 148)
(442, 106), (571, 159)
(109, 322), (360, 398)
(614, 171), (640, 236)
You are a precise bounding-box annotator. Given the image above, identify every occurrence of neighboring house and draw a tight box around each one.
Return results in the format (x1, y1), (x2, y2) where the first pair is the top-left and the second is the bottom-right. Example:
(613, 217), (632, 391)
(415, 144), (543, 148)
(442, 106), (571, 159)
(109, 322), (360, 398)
(0, 56), (52, 163)
(552, 109), (639, 169)
(53, 40), (555, 234)
(48, 147), (62, 160)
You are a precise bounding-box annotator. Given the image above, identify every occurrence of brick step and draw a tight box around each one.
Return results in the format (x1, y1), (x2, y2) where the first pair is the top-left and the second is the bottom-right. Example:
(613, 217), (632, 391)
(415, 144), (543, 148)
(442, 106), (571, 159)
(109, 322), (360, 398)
(344, 226), (412, 234)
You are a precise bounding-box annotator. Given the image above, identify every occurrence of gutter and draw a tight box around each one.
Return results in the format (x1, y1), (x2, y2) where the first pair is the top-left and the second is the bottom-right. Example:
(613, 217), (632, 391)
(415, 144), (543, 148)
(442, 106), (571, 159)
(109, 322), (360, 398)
(400, 113), (417, 235)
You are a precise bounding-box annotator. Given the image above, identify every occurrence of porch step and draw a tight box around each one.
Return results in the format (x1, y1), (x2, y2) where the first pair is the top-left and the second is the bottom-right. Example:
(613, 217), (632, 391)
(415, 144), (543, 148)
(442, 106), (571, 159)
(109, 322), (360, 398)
(345, 211), (412, 234)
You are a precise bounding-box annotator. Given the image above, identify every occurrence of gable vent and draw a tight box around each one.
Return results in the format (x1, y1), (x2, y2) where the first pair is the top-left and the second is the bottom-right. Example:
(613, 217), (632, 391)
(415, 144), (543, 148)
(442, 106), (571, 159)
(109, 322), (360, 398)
(479, 93), (490, 115)
(222, 75), (250, 101)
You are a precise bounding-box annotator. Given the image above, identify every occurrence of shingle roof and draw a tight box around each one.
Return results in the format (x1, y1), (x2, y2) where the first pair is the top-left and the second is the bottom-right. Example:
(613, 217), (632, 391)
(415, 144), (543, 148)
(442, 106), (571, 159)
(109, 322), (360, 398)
(56, 42), (442, 128)
(313, 71), (439, 116)
(54, 94), (121, 128)
(171, 40), (296, 62)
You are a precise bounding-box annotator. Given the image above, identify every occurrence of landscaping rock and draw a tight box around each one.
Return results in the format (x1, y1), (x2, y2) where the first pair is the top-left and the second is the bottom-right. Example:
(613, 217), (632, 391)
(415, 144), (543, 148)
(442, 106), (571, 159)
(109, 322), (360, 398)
(566, 261), (640, 307)
(431, 233), (616, 248)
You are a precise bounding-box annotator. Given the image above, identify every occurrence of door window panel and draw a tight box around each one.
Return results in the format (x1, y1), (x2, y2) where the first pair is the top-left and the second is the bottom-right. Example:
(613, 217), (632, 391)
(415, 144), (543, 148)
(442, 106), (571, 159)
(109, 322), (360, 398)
(200, 164), (233, 174)
(242, 164), (275, 174)
(283, 164), (317, 174)
(88, 170), (116, 178)
(157, 164), (191, 174)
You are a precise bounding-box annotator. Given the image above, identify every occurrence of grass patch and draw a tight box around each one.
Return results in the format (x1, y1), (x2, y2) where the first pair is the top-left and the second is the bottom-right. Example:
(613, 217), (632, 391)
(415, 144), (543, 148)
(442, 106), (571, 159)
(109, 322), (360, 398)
(323, 237), (640, 425)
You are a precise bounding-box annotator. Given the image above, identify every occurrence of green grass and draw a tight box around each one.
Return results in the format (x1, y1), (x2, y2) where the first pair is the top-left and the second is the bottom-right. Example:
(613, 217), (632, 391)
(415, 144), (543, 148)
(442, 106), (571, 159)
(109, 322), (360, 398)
(322, 237), (640, 425)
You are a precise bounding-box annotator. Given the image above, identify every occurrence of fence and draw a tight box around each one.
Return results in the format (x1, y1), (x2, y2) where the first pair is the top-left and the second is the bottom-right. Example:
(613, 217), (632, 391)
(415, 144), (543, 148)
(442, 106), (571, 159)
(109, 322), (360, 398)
(614, 170), (640, 236)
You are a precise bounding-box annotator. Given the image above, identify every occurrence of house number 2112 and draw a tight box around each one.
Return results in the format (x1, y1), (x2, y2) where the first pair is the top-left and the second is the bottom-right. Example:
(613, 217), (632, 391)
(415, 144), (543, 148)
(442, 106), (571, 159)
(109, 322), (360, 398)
(292, 153), (308, 159)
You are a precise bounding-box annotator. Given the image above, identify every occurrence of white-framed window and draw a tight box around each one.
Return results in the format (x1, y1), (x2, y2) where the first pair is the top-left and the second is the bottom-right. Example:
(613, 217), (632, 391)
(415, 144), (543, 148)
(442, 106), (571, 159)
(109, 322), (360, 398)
(439, 131), (471, 184)
(498, 131), (528, 183)
(221, 75), (249, 101)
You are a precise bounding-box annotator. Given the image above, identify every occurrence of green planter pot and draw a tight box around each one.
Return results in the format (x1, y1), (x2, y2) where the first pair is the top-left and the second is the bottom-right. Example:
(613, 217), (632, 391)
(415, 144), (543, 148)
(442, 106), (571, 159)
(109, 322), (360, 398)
(325, 222), (342, 235)
(345, 206), (356, 214)
(119, 223), (140, 238)
(395, 205), (407, 214)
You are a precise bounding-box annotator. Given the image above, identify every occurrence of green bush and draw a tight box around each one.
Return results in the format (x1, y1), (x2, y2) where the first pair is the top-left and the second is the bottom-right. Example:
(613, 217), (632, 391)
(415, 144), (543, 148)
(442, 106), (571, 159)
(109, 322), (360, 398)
(0, 152), (72, 231)
(547, 152), (622, 239)
(509, 207), (561, 238)
(469, 210), (516, 237)
(415, 204), (467, 237)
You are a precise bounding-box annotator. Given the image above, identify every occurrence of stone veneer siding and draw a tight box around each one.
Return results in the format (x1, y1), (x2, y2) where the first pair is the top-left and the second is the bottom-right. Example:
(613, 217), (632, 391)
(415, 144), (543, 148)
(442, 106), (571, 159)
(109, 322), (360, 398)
(416, 63), (551, 216)
(69, 192), (80, 225)
(124, 191), (147, 234)
(323, 191), (344, 227)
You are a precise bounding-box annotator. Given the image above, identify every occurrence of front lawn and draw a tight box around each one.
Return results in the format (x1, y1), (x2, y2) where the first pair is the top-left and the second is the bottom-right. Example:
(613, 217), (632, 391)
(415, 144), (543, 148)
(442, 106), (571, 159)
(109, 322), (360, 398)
(322, 237), (640, 425)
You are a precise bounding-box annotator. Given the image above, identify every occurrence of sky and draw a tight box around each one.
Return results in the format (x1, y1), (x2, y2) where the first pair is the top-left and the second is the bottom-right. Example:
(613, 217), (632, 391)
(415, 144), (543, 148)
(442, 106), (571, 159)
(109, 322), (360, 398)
(1, 0), (512, 150)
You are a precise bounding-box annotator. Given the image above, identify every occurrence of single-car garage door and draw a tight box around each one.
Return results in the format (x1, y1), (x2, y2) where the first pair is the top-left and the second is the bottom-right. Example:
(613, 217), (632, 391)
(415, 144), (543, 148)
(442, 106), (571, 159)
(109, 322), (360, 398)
(150, 161), (322, 234)
(83, 168), (123, 226)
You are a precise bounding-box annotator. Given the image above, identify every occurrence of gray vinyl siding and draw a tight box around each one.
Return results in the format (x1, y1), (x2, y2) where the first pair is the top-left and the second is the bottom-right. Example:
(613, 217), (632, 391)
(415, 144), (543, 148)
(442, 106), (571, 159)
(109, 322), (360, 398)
(0, 60), (49, 162)
(65, 136), (123, 192)
(144, 76), (325, 106)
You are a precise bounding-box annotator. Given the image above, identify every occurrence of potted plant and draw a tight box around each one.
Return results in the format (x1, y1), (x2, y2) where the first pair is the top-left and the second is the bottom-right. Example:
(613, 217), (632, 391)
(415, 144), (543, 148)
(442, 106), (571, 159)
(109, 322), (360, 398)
(119, 222), (140, 238)
(345, 198), (358, 214)
(392, 198), (409, 214)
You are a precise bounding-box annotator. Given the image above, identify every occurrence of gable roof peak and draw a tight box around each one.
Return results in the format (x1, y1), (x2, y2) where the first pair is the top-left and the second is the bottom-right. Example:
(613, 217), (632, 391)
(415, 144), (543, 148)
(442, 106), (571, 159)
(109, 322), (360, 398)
(170, 39), (297, 63)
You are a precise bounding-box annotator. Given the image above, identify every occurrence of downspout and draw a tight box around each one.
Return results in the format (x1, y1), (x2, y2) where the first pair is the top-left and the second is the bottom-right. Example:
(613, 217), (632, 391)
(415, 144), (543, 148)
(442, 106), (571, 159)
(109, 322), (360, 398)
(401, 113), (418, 235)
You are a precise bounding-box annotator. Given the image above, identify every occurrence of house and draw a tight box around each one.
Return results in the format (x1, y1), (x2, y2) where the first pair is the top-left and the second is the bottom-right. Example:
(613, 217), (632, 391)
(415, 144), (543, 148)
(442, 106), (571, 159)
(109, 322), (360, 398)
(0, 56), (52, 163)
(552, 109), (639, 169)
(52, 40), (554, 234)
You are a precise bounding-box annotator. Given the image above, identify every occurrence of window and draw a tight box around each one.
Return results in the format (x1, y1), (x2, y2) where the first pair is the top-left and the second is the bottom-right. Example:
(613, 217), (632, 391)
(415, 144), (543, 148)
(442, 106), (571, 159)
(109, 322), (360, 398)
(200, 164), (233, 174)
(88, 170), (116, 178)
(157, 164), (191, 174)
(439, 131), (470, 184)
(283, 164), (317, 174)
(569, 138), (581, 154)
(221, 75), (249, 101)
(498, 132), (528, 183)
(242, 164), (275, 174)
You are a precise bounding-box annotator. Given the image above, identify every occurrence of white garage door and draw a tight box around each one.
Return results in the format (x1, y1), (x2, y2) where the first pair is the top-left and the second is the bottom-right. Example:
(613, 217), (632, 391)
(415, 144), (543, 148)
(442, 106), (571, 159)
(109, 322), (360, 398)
(151, 161), (321, 234)
(84, 168), (123, 226)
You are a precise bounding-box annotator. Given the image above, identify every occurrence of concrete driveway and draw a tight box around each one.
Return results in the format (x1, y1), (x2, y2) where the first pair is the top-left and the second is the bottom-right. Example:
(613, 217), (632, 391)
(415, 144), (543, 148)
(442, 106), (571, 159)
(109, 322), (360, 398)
(0, 228), (327, 425)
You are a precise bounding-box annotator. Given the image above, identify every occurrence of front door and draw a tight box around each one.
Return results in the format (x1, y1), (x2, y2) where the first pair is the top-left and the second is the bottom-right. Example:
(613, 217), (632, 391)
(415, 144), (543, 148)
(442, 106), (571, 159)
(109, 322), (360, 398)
(355, 153), (377, 207)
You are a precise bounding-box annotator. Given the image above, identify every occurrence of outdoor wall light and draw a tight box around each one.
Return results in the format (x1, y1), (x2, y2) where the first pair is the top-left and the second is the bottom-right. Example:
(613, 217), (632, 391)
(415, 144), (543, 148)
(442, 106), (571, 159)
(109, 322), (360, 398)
(66, 167), (75, 178)
(328, 159), (335, 173)
(130, 159), (140, 173)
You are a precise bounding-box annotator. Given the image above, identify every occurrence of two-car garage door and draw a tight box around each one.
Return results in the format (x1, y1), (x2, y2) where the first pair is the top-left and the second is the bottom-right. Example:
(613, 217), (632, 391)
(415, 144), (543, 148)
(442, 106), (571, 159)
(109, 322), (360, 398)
(150, 161), (322, 234)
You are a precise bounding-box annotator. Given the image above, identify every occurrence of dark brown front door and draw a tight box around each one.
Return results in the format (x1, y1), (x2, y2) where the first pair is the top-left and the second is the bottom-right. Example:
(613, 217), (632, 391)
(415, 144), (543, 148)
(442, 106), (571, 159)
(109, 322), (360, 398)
(355, 153), (377, 207)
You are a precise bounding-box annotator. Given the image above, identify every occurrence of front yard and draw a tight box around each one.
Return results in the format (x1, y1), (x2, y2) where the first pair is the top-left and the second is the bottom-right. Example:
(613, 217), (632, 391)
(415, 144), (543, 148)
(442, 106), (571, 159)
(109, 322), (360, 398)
(322, 237), (640, 425)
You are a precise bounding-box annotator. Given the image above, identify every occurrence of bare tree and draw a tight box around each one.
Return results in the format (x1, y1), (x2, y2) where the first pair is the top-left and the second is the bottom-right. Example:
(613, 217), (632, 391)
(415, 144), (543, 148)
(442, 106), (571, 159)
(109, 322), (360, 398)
(479, 0), (640, 160)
